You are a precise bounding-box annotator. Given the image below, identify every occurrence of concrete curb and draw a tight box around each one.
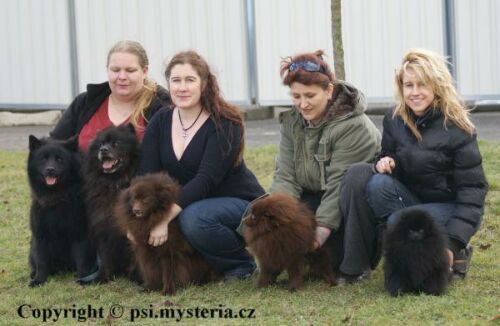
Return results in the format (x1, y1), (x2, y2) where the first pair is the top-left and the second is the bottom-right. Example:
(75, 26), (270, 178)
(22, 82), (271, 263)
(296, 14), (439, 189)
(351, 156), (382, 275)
(1, 100), (499, 126)
(0, 111), (62, 127)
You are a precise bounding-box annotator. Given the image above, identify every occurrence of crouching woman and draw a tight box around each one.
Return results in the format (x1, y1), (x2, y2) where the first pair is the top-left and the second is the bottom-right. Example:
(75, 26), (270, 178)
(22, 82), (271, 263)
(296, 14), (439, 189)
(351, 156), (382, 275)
(270, 50), (382, 283)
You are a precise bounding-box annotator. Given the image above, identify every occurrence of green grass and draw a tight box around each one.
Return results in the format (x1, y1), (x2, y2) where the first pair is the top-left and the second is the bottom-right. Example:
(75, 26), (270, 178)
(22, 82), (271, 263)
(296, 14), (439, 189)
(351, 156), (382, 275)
(0, 143), (499, 325)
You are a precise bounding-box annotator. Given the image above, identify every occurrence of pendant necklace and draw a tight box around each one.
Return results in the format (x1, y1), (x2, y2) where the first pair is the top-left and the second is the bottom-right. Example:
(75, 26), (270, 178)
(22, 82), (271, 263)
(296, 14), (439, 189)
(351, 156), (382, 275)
(178, 107), (203, 139)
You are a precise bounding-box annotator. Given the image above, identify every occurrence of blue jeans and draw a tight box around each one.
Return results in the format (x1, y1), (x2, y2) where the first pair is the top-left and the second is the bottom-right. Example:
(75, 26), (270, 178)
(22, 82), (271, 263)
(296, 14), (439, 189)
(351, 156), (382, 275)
(176, 197), (256, 278)
(366, 174), (455, 229)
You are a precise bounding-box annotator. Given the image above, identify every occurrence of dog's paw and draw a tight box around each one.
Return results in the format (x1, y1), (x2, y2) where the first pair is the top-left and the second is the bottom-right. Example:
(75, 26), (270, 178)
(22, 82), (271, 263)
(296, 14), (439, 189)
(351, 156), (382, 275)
(29, 279), (44, 287)
(75, 278), (96, 286)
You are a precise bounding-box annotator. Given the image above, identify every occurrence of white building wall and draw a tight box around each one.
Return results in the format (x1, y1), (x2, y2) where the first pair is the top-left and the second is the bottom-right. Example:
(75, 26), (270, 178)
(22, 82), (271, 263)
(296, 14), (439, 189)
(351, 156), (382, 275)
(455, 0), (500, 98)
(0, 0), (499, 108)
(253, 0), (334, 105)
(0, 0), (73, 105)
(74, 0), (249, 103)
(342, 0), (445, 102)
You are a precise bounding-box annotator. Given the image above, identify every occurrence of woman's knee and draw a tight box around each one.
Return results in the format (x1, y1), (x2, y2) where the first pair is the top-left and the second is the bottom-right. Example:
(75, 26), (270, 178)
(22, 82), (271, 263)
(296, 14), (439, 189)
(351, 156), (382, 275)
(386, 211), (400, 226)
(366, 174), (396, 199)
(344, 163), (373, 181)
(341, 163), (374, 193)
(176, 204), (207, 241)
(176, 200), (244, 253)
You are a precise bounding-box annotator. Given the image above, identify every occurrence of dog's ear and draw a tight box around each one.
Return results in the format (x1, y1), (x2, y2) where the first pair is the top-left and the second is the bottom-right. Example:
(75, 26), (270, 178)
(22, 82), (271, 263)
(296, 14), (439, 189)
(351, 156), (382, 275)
(28, 135), (43, 152)
(63, 135), (79, 152)
(120, 186), (132, 209)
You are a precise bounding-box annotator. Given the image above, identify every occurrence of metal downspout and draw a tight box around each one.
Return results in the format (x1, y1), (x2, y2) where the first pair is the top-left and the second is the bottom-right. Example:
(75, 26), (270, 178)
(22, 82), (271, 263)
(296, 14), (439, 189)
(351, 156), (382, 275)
(443, 0), (457, 80)
(244, 0), (258, 106)
(68, 0), (79, 98)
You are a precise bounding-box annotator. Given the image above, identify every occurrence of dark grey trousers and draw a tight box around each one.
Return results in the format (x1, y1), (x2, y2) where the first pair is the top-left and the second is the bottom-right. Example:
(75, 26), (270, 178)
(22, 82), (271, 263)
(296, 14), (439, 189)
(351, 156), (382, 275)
(302, 162), (382, 275)
(339, 162), (383, 274)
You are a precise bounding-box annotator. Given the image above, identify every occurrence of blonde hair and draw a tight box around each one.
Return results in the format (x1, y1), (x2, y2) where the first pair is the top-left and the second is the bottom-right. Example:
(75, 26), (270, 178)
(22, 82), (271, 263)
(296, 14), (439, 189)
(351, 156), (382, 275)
(107, 40), (157, 130)
(394, 48), (475, 141)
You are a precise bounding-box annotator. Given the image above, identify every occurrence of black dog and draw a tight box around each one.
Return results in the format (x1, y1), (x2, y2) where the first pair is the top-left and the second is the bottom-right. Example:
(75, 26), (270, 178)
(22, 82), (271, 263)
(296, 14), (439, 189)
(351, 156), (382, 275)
(384, 208), (450, 296)
(27, 135), (96, 286)
(83, 124), (140, 282)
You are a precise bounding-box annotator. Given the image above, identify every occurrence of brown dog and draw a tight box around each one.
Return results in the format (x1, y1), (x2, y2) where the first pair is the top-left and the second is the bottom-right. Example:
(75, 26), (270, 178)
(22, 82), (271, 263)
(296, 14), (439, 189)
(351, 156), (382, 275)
(114, 172), (217, 295)
(242, 193), (337, 291)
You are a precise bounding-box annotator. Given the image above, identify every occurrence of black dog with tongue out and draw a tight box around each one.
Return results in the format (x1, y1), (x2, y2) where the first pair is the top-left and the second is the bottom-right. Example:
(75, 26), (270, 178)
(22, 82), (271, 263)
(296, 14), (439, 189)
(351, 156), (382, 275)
(27, 135), (96, 287)
(83, 124), (140, 282)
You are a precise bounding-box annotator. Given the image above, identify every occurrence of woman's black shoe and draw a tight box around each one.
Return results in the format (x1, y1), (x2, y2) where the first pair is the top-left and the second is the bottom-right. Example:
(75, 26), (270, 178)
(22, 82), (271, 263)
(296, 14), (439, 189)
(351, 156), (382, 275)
(452, 245), (473, 279)
(337, 270), (371, 285)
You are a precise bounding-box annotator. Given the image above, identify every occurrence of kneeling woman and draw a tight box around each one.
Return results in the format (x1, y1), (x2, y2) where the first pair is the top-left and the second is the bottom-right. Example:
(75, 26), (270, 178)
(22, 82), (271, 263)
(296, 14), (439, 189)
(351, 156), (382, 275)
(138, 51), (265, 280)
(270, 50), (381, 283)
(366, 49), (488, 278)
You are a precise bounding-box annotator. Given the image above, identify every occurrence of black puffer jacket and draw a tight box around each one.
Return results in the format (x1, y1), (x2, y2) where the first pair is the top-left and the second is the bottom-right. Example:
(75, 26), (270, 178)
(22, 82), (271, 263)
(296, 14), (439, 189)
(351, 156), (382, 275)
(380, 108), (488, 246)
(50, 82), (171, 140)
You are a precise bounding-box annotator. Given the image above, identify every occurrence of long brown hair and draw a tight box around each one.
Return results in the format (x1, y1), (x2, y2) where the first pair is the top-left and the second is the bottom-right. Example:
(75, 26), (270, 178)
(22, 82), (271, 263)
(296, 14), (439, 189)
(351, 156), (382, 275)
(394, 48), (475, 141)
(165, 51), (244, 165)
(107, 40), (157, 131)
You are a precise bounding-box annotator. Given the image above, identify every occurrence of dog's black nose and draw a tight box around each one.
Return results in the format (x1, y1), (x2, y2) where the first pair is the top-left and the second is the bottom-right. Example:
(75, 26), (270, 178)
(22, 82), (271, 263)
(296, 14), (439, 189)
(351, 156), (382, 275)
(99, 146), (109, 154)
(45, 167), (56, 175)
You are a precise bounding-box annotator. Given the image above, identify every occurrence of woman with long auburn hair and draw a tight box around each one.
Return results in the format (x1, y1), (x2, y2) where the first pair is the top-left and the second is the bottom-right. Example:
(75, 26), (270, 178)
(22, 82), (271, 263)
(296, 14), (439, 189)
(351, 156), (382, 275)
(137, 50), (265, 281)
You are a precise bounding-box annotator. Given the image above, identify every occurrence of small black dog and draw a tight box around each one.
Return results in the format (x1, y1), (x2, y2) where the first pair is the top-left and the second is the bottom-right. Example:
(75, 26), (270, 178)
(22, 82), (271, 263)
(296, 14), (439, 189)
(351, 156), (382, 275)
(384, 208), (451, 296)
(83, 124), (140, 282)
(27, 135), (96, 286)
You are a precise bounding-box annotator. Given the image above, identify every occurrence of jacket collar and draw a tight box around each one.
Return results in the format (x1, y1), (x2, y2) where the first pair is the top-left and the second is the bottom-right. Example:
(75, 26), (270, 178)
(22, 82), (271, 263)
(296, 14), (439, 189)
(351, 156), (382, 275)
(324, 81), (364, 120)
(86, 82), (112, 101)
(413, 107), (442, 127)
(297, 80), (366, 128)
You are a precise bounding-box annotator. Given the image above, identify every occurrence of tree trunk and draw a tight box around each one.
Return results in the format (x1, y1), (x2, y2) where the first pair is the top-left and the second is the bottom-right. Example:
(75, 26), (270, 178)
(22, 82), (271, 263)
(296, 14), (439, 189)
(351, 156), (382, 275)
(331, 0), (345, 80)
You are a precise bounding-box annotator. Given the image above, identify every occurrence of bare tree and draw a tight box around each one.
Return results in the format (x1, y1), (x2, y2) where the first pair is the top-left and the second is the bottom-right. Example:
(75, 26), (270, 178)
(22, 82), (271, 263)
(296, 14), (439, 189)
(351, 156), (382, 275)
(331, 0), (345, 80)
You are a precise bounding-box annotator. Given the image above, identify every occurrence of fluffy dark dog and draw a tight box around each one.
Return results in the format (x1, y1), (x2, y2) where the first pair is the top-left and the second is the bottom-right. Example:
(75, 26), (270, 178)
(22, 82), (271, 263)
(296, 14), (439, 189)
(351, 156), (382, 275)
(384, 208), (450, 296)
(242, 193), (337, 291)
(114, 173), (218, 295)
(27, 135), (96, 286)
(83, 124), (139, 282)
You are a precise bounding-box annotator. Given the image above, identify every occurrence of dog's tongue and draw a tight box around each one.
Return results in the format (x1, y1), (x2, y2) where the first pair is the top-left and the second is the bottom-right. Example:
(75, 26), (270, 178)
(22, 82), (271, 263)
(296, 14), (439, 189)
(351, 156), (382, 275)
(102, 159), (115, 170)
(45, 176), (57, 185)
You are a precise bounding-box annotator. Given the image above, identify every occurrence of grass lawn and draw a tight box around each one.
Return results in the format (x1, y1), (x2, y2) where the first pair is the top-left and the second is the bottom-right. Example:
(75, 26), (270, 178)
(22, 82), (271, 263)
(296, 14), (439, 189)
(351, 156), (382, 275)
(0, 142), (498, 325)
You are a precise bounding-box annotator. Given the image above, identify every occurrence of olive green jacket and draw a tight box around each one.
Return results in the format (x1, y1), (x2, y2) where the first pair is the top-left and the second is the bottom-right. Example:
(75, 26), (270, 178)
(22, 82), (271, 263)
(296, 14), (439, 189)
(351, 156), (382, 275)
(269, 81), (381, 231)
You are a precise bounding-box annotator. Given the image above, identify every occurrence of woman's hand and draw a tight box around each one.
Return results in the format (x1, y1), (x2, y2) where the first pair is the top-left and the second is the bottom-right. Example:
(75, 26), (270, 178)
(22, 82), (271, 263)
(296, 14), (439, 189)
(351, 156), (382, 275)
(148, 204), (182, 247)
(313, 226), (332, 250)
(148, 218), (170, 247)
(126, 231), (136, 244)
(446, 248), (454, 271)
(375, 156), (396, 174)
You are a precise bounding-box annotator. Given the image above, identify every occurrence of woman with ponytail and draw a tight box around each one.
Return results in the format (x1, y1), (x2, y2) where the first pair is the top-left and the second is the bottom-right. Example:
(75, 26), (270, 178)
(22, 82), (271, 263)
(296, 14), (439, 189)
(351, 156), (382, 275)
(51, 40), (171, 152)
(137, 51), (265, 281)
